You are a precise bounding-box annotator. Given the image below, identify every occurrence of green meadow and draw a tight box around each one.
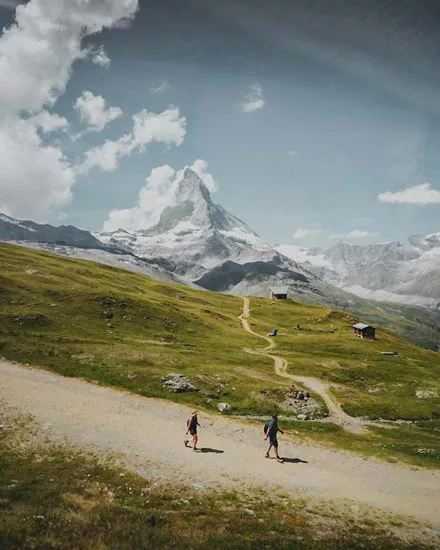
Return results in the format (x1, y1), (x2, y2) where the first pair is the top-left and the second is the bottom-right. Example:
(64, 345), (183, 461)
(0, 242), (439, 467)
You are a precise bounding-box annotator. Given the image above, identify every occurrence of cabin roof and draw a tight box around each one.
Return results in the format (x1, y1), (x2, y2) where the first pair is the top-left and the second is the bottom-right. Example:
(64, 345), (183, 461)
(269, 286), (289, 295)
(352, 323), (372, 330)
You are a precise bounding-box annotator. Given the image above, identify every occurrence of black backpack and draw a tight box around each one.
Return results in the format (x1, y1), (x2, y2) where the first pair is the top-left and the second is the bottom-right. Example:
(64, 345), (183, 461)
(264, 421), (270, 435)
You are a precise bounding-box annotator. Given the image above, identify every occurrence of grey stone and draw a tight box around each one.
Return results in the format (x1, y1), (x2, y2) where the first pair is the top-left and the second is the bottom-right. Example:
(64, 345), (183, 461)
(297, 414), (307, 421)
(217, 402), (231, 413)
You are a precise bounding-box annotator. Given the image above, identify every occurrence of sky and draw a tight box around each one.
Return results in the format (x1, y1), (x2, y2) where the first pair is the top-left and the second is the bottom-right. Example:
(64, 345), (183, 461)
(0, 0), (440, 247)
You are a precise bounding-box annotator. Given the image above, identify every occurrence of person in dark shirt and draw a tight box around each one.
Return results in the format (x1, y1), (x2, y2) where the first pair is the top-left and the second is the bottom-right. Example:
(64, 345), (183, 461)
(264, 414), (284, 463)
(185, 411), (201, 452)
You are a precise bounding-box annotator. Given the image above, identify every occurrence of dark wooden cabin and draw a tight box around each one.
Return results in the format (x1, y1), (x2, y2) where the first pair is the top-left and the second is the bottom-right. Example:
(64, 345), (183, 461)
(353, 322), (376, 339)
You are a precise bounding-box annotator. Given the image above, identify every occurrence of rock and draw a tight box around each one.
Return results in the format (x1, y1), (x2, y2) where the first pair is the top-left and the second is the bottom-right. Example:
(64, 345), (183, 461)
(217, 402), (231, 413)
(162, 373), (198, 393)
(297, 414), (307, 421)
(415, 389), (438, 399)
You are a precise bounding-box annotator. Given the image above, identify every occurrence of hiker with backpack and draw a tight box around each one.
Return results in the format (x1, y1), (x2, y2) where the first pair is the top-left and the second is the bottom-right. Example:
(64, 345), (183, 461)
(264, 414), (284, 463)
(185, 411), (201, 452)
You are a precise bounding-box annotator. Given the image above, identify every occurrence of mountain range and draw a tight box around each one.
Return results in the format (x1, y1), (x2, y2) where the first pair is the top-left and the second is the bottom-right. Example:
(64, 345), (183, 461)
(276, 234), (440, 310)
(1, 167), (439, 348)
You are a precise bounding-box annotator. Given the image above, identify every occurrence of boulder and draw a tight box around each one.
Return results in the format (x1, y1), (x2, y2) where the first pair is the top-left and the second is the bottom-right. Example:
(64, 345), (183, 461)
(162, 373), (198, 393)
(217, 402), (231, 413)
(297, 414), (307, 421)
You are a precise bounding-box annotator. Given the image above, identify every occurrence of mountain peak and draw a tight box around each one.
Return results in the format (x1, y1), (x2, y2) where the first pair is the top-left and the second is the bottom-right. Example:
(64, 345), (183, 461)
(175, 167), (212, 206)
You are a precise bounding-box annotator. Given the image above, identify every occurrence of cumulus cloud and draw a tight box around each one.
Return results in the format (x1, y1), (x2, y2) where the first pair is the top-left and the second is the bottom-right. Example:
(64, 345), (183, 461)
(0, 116), (75, 220)
(150, 80), (170, 94)
(91, 45), (111, 68)
(102, 160), (216, 232)
(331, 230), (378, 240)
(0, 0), (139, 116)
(293, 228), (322, 239)
(378, 183), (440, 205)
(74, 90), (122, 132)
(28, 110), (69, 133)
(240, 83), (265, 113)
(0, 0), (140, 220)
(79, 106), (186, 174)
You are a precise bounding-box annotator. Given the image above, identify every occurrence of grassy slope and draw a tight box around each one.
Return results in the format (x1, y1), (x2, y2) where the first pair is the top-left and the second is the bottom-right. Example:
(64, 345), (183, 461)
(0, 243), (290, 417)
(248, 298), (440, 421)
(0, 243), (439, 468)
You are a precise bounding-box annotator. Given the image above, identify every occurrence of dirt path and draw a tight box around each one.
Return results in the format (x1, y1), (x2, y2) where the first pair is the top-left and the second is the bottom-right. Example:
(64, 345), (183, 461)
(1, 360), (439, 529)
(239, 297), (371, 434)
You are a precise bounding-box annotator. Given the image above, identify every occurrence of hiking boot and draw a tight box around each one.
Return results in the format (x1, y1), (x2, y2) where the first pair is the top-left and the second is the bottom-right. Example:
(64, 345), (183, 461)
(277, 457), (284, 464)
(265, 453), (270, 458)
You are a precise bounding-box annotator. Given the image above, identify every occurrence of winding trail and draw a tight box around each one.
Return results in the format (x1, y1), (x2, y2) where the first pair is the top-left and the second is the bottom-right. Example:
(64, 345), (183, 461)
(239, 297), (368, 434)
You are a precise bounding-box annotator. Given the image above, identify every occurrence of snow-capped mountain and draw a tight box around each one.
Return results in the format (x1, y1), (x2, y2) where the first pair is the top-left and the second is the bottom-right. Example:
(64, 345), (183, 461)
(0, 214), (185, 285)
(0, 213), (105, 249)
(95, 167), (331, 297)
(276, 235), (440, 309)
(97, 167), (280, 278)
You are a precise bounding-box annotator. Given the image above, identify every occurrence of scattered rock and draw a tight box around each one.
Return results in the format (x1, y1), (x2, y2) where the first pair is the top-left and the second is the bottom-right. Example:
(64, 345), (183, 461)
(297, 414), (308, 421)
(217, 402), (231, 413)
(415, 389), (438, 399)
(26, 269), (40, 275)
(162, 373), (198, 393)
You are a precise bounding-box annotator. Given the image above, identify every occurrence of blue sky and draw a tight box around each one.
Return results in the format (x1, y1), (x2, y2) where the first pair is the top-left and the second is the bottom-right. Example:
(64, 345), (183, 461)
(0, 0), (439, 246)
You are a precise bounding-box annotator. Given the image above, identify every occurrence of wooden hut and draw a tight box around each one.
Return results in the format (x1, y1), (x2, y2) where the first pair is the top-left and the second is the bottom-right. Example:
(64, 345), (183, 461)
(353, 322), (375, 339)
(269, 286), (288, 300)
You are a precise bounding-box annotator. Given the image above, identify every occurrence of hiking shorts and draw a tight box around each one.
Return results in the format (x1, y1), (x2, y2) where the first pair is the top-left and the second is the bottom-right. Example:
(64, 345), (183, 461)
(189, 428), (197, 436)
(269, 436), (278, 448)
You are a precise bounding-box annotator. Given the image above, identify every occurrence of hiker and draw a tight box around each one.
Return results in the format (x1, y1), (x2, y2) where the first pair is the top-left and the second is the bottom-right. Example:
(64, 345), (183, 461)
(185, 411), (201, 452)
(264, 414), (284, 463)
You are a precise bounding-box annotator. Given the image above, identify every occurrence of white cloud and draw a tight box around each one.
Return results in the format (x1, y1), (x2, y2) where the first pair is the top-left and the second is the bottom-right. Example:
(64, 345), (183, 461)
(0, 116), (75, 220)
(0, 0), (139, 221)
(91, 45), (111, 68)
(28, 110), (69, 133)
(378, 183), (440, 205)
(331, 230), (379, 240)
(240, 83), (265, 113)
(79, 134), (133, 174)
(102, 160), (216, 232)
(150, 80), (170, 94)
(74, 90), (122, 132)
(293, 228), (322, 239)
(0, 0), (139, 116)
(79, 106), (186, 174)
(103, 165), (177, 232)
